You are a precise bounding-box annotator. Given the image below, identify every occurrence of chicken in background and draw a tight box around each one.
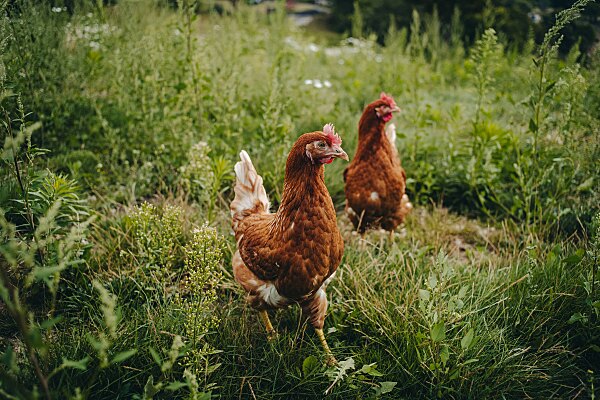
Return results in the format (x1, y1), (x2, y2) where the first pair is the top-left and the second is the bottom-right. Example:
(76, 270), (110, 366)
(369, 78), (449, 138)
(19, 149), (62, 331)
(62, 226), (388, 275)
(343, 93), (412, 238)
(230, 124), (348, 365)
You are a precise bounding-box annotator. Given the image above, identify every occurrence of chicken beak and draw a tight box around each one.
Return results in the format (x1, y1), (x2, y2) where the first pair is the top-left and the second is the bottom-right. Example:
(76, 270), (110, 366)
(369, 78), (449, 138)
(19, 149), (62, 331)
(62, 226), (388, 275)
(332, 145), (349, 161)
(391, 106), (401, 113)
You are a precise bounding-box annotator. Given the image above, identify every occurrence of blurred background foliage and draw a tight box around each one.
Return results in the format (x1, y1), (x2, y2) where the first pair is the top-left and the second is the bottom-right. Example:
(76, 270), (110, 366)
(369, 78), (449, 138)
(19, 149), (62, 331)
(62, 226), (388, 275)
(329, 0), (600, 54)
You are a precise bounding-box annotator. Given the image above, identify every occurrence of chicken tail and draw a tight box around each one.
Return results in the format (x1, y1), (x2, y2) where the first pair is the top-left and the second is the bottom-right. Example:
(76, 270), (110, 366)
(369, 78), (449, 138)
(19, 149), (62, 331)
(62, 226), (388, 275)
(231, 150), (270, 231)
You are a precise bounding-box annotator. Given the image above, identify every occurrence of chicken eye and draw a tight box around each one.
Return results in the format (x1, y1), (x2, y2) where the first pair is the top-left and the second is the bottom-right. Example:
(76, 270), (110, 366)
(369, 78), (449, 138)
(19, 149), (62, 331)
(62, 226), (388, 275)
(317, 141), (327, 149)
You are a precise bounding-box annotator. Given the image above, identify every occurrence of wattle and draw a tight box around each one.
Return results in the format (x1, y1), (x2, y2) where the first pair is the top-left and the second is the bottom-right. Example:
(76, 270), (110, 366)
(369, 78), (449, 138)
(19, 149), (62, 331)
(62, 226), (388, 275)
(383, 114), (393, 122)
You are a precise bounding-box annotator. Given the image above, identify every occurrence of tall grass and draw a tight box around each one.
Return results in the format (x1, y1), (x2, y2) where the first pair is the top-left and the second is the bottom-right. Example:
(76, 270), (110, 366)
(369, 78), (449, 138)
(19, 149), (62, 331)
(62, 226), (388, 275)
(0, 0), (599, 398)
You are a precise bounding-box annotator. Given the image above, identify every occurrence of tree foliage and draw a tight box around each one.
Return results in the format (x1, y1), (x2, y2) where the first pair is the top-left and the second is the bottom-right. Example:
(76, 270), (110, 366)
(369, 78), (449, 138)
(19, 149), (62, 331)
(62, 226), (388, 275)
(329, 0), (599, 53)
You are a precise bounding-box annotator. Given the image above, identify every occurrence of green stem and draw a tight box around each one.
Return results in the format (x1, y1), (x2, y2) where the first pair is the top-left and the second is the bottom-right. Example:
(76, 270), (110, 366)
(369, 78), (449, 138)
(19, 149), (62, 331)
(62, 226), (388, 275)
(533, 54), (546, 157)
(0, 267), (52, 400)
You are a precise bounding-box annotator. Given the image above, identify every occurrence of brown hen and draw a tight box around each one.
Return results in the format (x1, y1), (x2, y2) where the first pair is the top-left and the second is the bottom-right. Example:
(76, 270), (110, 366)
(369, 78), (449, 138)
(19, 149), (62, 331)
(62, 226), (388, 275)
(344, 93), (412, 235)
(231, 124), (348, 365)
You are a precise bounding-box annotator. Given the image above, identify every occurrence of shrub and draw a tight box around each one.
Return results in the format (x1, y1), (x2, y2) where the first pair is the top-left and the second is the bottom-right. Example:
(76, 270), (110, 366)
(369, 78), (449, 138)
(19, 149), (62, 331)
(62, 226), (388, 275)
(176, 224), (224, 386)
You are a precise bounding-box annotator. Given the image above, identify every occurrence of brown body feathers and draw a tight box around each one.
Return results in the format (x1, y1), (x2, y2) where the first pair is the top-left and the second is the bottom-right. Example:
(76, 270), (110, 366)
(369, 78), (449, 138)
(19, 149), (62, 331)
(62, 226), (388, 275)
(231, 128), (347, 329)
(344, 94), (412, 233)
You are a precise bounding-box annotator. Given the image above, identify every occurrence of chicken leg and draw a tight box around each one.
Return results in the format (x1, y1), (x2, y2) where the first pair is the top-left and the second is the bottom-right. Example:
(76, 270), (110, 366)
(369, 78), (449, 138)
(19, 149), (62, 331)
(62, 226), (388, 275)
(259, 310), (276, 340)
(315, 328), (337, 366)
(301, 289), (338, 365)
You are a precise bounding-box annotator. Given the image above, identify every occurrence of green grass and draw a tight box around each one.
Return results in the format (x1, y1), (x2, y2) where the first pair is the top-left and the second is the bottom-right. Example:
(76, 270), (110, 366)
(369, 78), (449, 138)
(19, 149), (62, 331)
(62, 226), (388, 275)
(0, 1), (599, 399)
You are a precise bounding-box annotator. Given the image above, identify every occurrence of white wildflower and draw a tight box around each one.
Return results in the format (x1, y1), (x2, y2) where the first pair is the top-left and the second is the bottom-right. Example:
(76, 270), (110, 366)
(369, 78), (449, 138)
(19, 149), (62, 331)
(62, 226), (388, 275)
(308, 43), (320, 52)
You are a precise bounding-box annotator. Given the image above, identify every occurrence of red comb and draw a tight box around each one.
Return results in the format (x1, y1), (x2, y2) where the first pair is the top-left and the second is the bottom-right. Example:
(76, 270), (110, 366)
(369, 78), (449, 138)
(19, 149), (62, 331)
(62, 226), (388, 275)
(380, 92), (397, 108)
(323, 123), (342, 146)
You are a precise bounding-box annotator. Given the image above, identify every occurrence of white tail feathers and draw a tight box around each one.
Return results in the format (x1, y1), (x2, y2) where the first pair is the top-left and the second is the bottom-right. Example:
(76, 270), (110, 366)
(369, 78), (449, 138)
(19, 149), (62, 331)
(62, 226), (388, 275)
(231, 150), (270, 231)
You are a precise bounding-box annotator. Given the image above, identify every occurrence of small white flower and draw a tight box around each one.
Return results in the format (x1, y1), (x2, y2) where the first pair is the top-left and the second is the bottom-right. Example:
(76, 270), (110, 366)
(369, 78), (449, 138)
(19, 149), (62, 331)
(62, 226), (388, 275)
(308, 43), (319, 52)
(304, 79), (313, 85)
(323, 80), (332, 88)
(51, 6), (63, 13)
(89, 41), (100, 50)
(313, 80), (323, 89)
(375, 55), (383, 63)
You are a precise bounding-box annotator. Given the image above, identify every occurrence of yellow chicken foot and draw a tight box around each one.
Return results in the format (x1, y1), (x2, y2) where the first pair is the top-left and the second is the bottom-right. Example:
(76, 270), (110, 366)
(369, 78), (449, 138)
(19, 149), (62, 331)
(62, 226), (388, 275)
(259, 310), (276, 340)
(315, 328), (337, 366)
(389, 230), (394, 242)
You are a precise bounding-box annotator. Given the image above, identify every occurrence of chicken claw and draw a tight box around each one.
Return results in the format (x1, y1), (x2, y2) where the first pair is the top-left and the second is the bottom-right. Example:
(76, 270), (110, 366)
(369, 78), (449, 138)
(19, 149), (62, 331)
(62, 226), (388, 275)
(259, 310), (277, 340)
(315, 328), (337, 366)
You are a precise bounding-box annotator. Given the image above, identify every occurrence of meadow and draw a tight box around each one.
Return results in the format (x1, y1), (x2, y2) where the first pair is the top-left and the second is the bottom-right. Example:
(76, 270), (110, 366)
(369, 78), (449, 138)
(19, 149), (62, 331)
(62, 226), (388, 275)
(0, 1), (599, 399)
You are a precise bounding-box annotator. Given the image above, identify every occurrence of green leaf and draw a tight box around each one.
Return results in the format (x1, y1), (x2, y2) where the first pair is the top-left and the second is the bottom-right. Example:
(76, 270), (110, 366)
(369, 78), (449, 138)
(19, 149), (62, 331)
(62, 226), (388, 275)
(461, 328), (474, 350)
(563, 249), (584, 267)
(31, 265), (65, 281)
(302, 355), (320, 377)
(24, 121), (42, 135)
(360, 363), (384, 377)
(528, 118), (538, 133)
(440, 345), (450, 365)
(27, 326), (44, 348)
(61, 357), (90, 371)
(1, 345), (18, 373)
(545, 81), (556, 93)
(206, 362), (221, 374)
(449, 368), (460, 380)
(431, 322), (446, 342)
(379, 381), (397, 394)
(568, 312), (587, 325)
(428, 274), (437, 289)
(165, 381), (188, 391)
(149, 347), (162, 366)
(40, 315), (63, 330)
(576, 177), (594, 193)
(197, 392), (212, 400)
(418, 289), (430, 301)
(111, 349), (138, 364)
(143, 375), (161, 399)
